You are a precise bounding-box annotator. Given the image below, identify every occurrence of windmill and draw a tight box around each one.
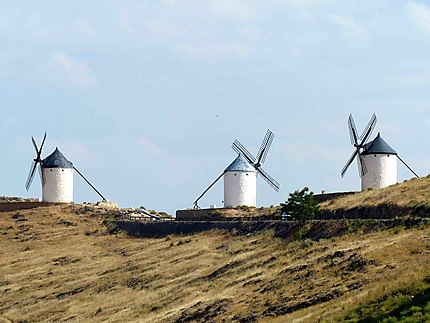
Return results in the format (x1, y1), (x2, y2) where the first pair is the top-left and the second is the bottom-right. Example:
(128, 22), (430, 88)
(341, 114), (418, 190)
(25, 133), (107, 203)
(193, 129), (280, 209)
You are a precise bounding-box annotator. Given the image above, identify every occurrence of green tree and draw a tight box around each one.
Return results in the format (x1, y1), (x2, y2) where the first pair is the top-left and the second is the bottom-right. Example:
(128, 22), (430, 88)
(281, 187), (320, 225)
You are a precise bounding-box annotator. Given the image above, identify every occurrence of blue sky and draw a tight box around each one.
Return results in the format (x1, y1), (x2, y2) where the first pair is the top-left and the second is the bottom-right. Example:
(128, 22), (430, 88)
(1, 1), (430, 215)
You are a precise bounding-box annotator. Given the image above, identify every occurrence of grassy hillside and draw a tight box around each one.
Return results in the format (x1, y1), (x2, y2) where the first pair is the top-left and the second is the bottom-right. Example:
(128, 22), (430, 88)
(1, 200), (429, 322)
(320, 176), (430, 211)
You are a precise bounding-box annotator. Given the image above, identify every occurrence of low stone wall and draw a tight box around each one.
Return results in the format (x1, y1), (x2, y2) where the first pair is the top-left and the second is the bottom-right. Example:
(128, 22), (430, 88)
(313, 192), (356, 203)
(176, 208), (217, 221)
(0, 202), (62, 213)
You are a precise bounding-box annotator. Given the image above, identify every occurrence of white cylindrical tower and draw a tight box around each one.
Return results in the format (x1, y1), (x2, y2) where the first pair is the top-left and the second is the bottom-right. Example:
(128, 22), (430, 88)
(361, 133), (397, 191)
(41, 148), (74, 203)
(224, 154), (257, 207)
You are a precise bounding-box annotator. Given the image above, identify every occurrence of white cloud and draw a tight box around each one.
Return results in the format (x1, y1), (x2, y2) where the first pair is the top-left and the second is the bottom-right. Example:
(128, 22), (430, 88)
(118, 2), (187, 38)
(52, 52), (98, 88)
(281, 140), (345, 164)
(177, 42), (251, 60)
(386, 60), (430, 87)
(118, 3), (142, 34)
(205, 0), (258, 21)
(162, 0), (178, 9)
(0, 8), (51, 40)
(59, 139), (96, 165)
(138, 136), (164, 156)
(387, 72), (430, 87)
(285, 0), (332, 9)
(329, 14), (367, 40)
(73, 18), (96, 37)
(0, 111), (18, 129)
(406, 1), (430, 36)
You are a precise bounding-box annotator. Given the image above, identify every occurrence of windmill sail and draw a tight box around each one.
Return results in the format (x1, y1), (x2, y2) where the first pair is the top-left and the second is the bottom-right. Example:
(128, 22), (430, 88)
(232, 139), (256, 164)
(341, 114), (377, 178)
(231, 129), (279, 191)
(25, 161), (37, 191)
(25, 132), (47, 191)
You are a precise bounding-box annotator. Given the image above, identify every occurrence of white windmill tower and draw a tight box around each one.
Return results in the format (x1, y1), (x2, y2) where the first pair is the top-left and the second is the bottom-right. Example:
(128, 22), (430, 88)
(193, 129), (280, 208)
(341, 114), (418, 190)
(25, 133), (107, 203)
(223, 154), (257, 207)
(41, 147), (74, 202)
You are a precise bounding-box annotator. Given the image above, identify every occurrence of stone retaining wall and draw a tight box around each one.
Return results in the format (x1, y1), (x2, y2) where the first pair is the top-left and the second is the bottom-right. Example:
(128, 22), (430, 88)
(313, 191), (356, 203)
(113, 220), (301, 239)
(318, 205), (430, 220)
(112, 217), (429, 240)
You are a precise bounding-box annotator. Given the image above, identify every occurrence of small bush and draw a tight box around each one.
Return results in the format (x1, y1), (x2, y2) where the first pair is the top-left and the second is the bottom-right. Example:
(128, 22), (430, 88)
(281, 187), (320, 226)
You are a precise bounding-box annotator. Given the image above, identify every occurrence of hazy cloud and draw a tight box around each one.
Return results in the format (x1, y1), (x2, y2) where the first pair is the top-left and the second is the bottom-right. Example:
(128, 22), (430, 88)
(406, 1), (430, 36)
(387, 69), (430, 87)
(73, 18), (96, 37)
(329, 14), (367, 40)
(0, 7), (51, 40)
(118, 2), (188, 39)
(138, 136), (164, 156)
(52, 52), (98, 88)
(205, 0), (258, 21)
(177, 42), (251, 60)
(59, 139), (97, 165)
(285, 0), (334, 9)
(118, 3), (143, 34)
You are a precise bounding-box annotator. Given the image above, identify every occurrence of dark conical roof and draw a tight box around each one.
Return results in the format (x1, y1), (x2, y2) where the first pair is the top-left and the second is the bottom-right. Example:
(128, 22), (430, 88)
(42, 148), (73, 169)
(225, 154), (256, 172)
(362, 133), (397, 155)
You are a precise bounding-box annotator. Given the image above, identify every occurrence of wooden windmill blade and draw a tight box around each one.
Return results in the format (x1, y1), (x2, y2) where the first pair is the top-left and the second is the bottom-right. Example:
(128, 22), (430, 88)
(341, 114), (377, 178)
(257, 167), (280, 192)
(25, 160), (38, 191)
(256, 129), (274, 166)
(232, 139), (256, 164)
(348, 114), (359, 146)
(232, 129), (280, 191)
(25, 132), (47, 191)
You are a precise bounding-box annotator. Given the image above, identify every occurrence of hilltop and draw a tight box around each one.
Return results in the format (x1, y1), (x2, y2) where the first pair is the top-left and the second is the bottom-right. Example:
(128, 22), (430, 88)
(320, 176), (430, 210)
(1, 178), (430, 322)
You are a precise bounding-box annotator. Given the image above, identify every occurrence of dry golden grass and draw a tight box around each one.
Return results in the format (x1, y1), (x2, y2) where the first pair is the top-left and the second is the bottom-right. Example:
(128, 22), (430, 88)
(0, 204), (429, 322)
(320, 176), (430, 210)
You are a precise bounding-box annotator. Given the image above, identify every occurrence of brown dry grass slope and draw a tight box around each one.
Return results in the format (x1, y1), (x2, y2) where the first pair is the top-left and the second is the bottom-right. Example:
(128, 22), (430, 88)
(320, 176), (430, 210)
(0, 201), (429, 322)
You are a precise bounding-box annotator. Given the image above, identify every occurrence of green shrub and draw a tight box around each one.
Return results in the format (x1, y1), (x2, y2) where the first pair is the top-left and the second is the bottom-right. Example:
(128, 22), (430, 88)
(281, 187), (320, 226)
